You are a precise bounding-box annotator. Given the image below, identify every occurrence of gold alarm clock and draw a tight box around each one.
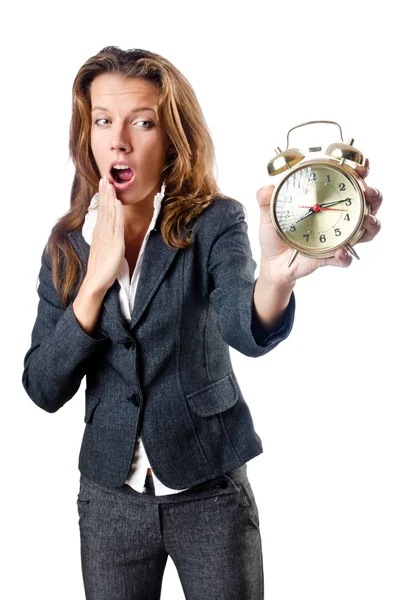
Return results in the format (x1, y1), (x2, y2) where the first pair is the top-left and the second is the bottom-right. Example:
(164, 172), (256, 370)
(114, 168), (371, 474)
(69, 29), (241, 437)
(267, 120), (371, 267)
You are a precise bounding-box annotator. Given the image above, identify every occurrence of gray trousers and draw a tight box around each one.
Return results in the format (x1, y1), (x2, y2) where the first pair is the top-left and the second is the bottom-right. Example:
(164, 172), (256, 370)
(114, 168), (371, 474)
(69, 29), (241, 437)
(77, 463), (264, 599)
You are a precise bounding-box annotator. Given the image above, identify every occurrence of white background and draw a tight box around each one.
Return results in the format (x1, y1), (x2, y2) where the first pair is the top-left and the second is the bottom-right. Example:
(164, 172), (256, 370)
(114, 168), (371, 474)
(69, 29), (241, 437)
(2, 1), (396, 598)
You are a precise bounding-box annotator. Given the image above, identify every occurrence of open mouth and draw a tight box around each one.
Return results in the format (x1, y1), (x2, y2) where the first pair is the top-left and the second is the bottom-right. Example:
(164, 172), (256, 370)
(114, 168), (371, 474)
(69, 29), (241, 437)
(111, 166), (134, 183)
(109, 167), (135, 190)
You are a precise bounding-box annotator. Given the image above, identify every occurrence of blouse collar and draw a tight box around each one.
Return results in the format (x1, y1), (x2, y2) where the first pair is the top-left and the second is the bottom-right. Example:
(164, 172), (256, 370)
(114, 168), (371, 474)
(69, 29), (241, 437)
(82, 182), (166, 246)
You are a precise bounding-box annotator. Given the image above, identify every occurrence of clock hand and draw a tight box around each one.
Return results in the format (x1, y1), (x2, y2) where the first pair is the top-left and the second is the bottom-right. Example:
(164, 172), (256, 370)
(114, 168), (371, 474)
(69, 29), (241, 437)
(293, 208), (314, 224)
(292, 198), (350, 227)
(298, 205), (348, 211)
(319, 198), (352, 209)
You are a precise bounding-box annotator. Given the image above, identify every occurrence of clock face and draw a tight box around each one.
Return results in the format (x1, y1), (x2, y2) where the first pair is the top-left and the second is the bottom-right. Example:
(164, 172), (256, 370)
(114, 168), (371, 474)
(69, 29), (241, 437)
(272, 163), (363, 253)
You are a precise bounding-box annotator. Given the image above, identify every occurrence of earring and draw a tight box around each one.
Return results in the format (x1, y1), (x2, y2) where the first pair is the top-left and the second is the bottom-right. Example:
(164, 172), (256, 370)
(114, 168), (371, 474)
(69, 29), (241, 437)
(161, 180), (166, 195)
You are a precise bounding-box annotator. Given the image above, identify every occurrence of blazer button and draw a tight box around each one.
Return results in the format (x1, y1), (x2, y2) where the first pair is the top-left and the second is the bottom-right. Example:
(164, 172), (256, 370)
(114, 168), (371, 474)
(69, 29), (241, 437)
(128, 393), (140, 407)
(121, 338), (135, 350)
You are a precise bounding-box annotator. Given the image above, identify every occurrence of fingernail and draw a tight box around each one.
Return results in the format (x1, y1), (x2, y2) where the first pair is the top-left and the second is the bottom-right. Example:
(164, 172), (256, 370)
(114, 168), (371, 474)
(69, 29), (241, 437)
(369, 214), (378, 225)
(369, 188), (379, 197)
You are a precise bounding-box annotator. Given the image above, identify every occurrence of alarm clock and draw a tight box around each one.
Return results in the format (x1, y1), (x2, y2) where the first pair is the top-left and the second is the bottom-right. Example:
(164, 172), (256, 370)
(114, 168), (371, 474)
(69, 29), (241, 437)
(267, 120), (371, 267)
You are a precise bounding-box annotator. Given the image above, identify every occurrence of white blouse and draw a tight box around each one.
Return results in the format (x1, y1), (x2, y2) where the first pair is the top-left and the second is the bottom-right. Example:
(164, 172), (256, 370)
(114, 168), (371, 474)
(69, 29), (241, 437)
(82, 186), (189, 496)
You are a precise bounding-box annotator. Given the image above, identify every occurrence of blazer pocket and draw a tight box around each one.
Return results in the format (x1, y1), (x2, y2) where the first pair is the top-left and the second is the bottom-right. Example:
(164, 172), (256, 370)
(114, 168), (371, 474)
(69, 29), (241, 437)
(185, 373), (239, 417)
(84, 392), (101, 424)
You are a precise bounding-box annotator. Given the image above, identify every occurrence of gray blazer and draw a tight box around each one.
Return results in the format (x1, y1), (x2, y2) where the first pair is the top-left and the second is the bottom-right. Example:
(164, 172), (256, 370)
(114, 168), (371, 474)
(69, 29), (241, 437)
(22, 196), (295, 489)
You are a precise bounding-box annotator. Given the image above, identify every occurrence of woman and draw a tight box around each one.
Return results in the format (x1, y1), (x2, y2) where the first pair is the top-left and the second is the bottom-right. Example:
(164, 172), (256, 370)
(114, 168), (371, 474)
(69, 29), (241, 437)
(22, 46), (382, 600)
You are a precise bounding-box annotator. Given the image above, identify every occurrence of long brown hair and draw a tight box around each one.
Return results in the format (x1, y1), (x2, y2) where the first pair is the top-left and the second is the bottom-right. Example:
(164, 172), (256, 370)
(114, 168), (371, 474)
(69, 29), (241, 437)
(45, 46), (232, 307)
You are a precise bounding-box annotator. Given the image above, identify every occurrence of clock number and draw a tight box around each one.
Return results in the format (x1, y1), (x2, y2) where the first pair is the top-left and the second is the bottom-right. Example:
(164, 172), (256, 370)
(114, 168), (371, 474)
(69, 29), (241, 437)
(284, 211), (290, 218)
(339, 183), (346, 191)
(335, 228), (341, 237)
(286, 196), (293, 203)
(289, 224), (296, 232)
(310, 173), (317, 181)
(345, 198), (352, 206)
(320, 235), (326, 243)
(327, 175), (331, 183)
(344, 213), (350, 221)
(303, 234), (310, 242)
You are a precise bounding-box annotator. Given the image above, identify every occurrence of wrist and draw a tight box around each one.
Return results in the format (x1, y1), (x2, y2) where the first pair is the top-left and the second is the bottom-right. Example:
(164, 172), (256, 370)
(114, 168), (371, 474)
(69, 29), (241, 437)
(253, 266), (295, 334)
(258, 258), (296, 293)
(79, 277), (108, 301)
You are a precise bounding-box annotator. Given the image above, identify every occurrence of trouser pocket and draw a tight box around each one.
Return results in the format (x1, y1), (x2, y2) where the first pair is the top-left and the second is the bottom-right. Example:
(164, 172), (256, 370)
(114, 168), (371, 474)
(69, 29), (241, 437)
(237, 481), (260, 529)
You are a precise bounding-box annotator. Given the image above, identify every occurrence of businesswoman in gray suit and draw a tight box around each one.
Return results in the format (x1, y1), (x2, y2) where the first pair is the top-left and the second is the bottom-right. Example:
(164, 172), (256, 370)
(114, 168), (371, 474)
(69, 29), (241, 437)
(22, 46), (382, 600)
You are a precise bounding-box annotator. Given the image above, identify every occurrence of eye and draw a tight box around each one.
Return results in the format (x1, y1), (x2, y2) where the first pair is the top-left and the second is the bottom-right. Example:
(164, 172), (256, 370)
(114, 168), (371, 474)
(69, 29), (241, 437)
(94, 118), (109, 126)
(94, 118), (154, 129)
(135, 120), (154, 129)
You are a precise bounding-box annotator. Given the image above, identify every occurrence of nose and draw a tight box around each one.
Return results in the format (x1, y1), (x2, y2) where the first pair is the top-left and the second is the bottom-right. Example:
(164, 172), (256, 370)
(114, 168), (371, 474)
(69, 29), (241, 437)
(111, 123), (132, 153)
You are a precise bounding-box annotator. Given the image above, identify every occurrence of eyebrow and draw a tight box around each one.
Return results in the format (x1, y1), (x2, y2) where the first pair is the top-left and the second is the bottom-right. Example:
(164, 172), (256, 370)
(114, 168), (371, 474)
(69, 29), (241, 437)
(91, 106), (157, 114)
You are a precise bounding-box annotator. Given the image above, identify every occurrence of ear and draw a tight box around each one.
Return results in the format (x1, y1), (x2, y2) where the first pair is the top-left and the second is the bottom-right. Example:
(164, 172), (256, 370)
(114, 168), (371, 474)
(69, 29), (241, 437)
(166, 139), (177, 156)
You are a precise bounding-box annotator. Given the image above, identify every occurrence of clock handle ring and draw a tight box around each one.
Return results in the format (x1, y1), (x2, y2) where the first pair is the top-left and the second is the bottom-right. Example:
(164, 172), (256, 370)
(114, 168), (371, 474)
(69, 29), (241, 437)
(285, 120), (344, 151)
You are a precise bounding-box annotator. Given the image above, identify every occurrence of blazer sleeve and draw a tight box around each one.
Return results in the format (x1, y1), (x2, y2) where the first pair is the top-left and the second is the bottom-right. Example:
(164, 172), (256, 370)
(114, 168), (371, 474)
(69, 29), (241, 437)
(22, 246), (110, 413)
(208, 198), (295, 358)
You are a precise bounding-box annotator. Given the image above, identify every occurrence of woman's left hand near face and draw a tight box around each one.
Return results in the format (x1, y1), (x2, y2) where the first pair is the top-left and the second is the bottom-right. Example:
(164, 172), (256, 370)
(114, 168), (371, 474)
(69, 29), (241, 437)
(256, 157), (383, 285)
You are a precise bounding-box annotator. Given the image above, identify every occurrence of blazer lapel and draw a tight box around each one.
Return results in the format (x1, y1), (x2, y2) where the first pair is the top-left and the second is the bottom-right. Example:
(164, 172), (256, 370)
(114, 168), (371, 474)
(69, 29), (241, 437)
(129, 228), (179, 329)
(68, 222), (180, 333)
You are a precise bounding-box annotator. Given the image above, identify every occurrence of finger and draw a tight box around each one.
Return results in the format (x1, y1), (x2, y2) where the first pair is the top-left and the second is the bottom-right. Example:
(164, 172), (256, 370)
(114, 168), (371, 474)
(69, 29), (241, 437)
(114, 197), (123, 234)
(104, 176), (115, 222)
(97, 177), (114, 232)
(256, 185), (274, 220)
(358, 214), (381, 243)
(256, 185), (274, 207)
(354, 157), (370, 180)
(96, 178), (106, 227)
(320, 247), (353, 268)
(364, 186), (383, 216)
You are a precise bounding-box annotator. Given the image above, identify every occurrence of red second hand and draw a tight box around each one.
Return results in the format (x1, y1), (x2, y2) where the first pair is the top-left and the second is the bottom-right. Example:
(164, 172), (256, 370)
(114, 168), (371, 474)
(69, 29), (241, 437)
(298, 205), (348, 211)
